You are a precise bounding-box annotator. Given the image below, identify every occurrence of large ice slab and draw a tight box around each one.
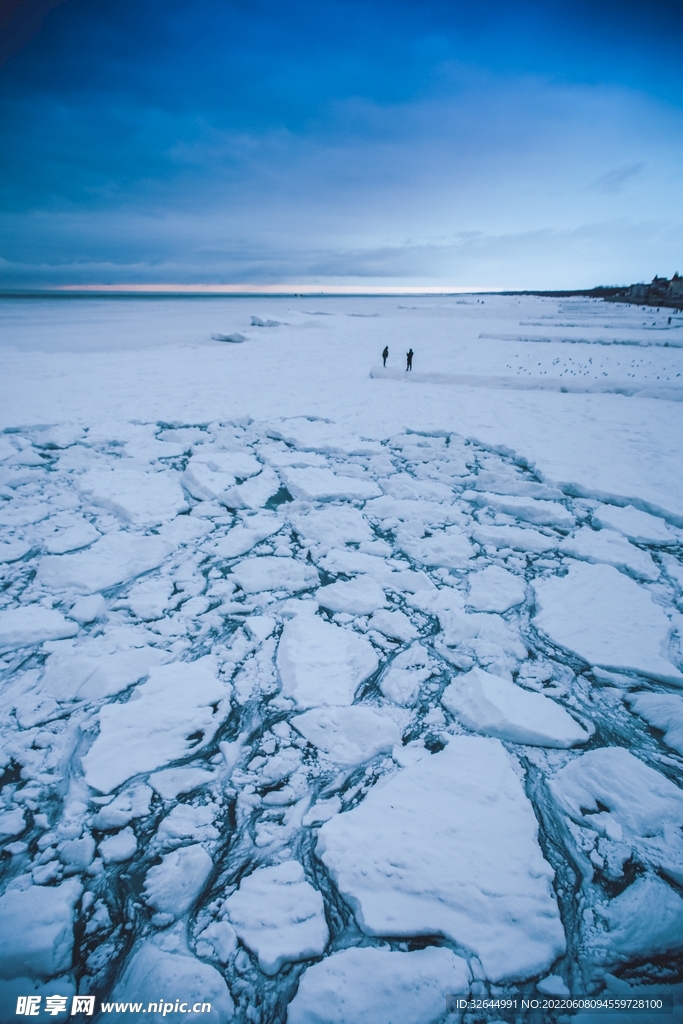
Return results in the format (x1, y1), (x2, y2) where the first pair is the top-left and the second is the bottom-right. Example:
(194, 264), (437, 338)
(317, 735), (565, 982)
(0, 605), (77, 650)
(225, 861), (328, 975)
(77, 466), (188, 526)
(113, 943), (234, 1022)
(287, 946), (470, 1024)
(379, 644), (433, 705)
(231, 556), (318, 594)
(39, 643), (170, 702)
(143, 844), (213, 919)
(0, 879), (82, 979)
(466, 564), (526, 612)
(559, 527), (658, 581)
(400, 527), (475, 568)
(280, 466), (381, 501)
(593, 504), (676, 546)
(82, 657), (230, 793)
(548, 746), (683, 843)
(532, 562), (683, 685)
(292, 705), (401, 765)
(315, 575), (386, 615)
(277, 613), (378, 708)
(37, 532), (172, 594)
(441, 667), (589, 747)
(598, 875), (683, 962)
(626, 692), (683, 756)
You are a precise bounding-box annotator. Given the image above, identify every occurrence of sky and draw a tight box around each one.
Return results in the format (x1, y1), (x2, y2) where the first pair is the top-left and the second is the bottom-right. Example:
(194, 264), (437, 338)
(1, 0), (682, 290)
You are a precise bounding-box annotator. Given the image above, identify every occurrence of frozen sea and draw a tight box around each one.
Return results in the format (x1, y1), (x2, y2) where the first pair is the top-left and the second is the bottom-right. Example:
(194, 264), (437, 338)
(0, 294), (682, 1023)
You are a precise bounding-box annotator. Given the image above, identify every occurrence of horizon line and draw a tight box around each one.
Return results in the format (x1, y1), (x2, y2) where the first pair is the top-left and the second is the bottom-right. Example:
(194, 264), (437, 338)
(49, 283), (498, 296)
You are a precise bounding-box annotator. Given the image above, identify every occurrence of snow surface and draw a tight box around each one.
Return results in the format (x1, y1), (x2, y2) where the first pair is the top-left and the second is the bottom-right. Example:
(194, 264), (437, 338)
(1, 294), (682, 1019)
(317, 735), (565, 982)
(533, 561), (683, 684)
(276, 612), (378, 708)
(441, 666), (589, 747)
(224, 861), (328, 975)
(291, 705), (401, 765)
(287, 946), (470, 1024)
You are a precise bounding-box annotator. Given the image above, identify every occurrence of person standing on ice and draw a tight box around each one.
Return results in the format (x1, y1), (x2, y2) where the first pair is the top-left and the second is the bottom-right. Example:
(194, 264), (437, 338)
(382, 346), (389, 367)
(406, 348), (413, 371)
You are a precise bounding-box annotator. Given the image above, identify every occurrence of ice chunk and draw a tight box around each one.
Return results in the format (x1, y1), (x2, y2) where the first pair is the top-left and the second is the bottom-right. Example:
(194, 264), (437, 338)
(599, 875), (683, 961)
(466, 565), (526, 613)
(401, 527), (475, 568)
(537, 975), (570, 997)
(627, 692), (683, 756)
(287, 946), (470, 1024)
(0, 605), (77, 650)
(472, 524), (557, 553)
(464, 490), (574, 528)
(316, 576), (386, 615)
(41, 519), (100, 555)
(369, 608), (418, 642)
(231, 556), (318, 594)
(0, 879), (82, 979)
(559, 527), (658, 581)
(67, 594), (106, 624)
(91, 785), (152, 829)
(277, 614), (378, 708)
(82, 657), (230, 793)
(143, 845), (213, 918)
(155, 803), (219, 848)
(99, 827), (137, 864)
(77, 467), (187, 526)
(533, 562), (683, 685)
(280, 467), (381, 501)
(548, 746), (683, 842)
(291, 505), (373, 549)
(195, 920), (238, 964)
(120, 577), (175, 620)
(211, 515), (281, 559)
(380, 644), (433, 705)
(0, 807), (25, 839)
(0, 538), (31, 562)
(224, 861), (328, 975)
(441, 667), (589, 747)
(37, 532), (172, 594)
(222, 466), (281, 509)
(593, 504), (675, 546)
(317, 735), (565, 982)
(182, 451), (262, 501)
(150, 767), (215, 800)
(113, 944), (234, 1021)
(39, 643), (170, 702)
(292, 706), (401, 766)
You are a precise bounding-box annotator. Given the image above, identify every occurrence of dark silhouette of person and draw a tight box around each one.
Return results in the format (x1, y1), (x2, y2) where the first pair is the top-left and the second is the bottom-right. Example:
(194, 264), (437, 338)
(406, 348), (413, 371)
(382, 346), (389, 367)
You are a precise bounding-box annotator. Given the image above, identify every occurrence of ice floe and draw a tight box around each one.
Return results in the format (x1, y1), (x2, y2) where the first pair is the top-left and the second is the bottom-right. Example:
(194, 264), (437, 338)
(441, 666), (589, 746)
(533, 562), (683, 684)
(317, 735), (565, 982)
(224, 861), (328, 975)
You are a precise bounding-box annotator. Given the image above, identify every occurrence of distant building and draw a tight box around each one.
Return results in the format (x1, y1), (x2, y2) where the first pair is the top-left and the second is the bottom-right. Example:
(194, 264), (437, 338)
(610, 274), (683, 309)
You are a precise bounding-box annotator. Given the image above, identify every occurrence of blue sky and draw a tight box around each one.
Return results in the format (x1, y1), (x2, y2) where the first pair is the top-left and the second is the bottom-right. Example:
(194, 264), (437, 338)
(1, 0), (682, 288)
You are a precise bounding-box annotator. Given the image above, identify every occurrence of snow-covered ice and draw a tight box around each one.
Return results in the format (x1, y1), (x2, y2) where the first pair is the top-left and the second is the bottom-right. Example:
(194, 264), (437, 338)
(441, 666), (589, 746)
(224, 861), (328, 975)
(276, 612), (378, 708)
(317, 735), (566, 982)
(291, 705), (401, 765)
(533, 561), (683, 684)
(1, 293), (682, 1020)
(287, 946), (470, 1024)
